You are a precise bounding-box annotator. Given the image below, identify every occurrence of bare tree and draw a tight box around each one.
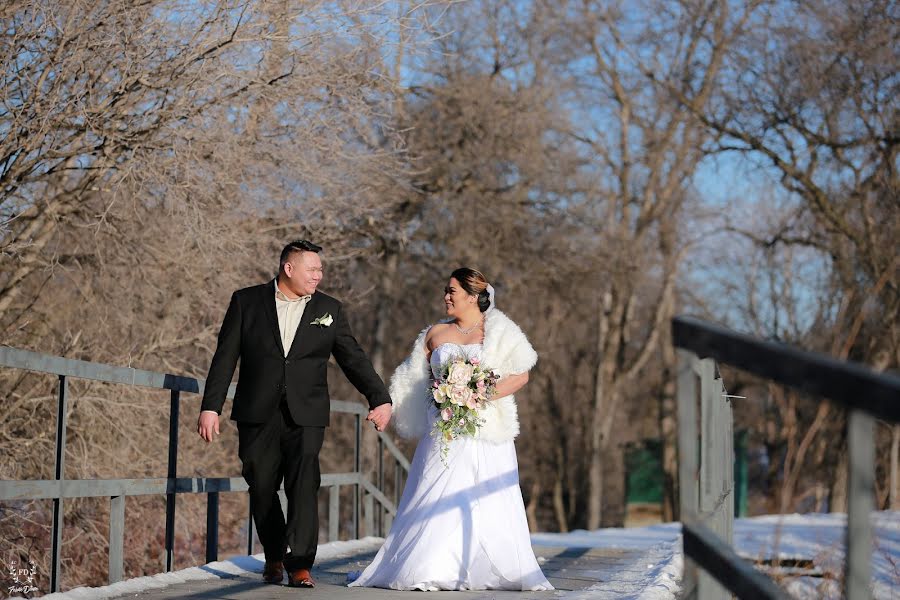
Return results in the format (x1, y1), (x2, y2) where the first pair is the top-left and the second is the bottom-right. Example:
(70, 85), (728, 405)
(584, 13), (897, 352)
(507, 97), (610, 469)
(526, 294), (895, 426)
(0, 0), (430, 589)
(526, 0), (768, 528)
(683, 0), (898, 510)
(0, 0), (416, 333)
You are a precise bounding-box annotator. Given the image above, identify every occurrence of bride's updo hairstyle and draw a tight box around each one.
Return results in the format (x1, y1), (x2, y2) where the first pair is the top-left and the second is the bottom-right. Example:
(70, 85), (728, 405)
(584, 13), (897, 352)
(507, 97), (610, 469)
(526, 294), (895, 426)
(450, 268), (491, 313)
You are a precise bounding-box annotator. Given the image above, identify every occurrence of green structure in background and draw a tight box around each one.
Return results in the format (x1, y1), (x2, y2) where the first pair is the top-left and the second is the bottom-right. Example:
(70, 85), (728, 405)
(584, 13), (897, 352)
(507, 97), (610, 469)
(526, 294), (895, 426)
(624, 431), (748, 519)
(624, 440), (664, 504)
(733, 429), (748, 517)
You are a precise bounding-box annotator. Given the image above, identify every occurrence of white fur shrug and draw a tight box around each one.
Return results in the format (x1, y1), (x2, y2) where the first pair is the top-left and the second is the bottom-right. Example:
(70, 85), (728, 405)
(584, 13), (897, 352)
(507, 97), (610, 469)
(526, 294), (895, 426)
(388, 309), (537, 444)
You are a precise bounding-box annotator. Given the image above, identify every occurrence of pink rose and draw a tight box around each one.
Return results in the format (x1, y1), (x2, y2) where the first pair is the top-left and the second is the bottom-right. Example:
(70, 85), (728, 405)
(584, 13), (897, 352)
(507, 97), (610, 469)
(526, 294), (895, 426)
(441, 407), (453, 421)
(470, 357), (481, 365)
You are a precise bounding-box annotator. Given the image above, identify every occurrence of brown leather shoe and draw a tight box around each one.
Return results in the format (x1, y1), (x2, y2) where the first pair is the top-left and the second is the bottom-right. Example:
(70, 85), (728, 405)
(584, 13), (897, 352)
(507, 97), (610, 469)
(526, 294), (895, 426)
(287, 568), (316, 588)
(262, 560), (284, 584)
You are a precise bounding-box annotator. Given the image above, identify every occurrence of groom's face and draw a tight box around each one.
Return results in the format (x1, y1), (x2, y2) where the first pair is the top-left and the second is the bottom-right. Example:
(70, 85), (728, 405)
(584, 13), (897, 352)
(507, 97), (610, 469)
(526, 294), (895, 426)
(285, 251), (323, 296)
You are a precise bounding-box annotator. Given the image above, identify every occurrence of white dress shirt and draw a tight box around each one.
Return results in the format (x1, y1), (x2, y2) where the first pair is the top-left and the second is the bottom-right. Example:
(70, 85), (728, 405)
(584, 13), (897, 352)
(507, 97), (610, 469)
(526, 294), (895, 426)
(274, 279), (311, 356)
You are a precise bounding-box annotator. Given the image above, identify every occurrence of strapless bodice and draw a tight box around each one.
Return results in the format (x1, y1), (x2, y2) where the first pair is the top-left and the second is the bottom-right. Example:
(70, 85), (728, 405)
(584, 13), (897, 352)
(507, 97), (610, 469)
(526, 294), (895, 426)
(429, 343), (483, 379)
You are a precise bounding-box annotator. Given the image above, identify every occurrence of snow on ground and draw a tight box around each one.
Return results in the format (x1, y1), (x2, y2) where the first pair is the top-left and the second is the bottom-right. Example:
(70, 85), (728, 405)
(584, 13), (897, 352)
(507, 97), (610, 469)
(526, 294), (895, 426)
(734, 511), (900, 599)
(9, 537), (384, 600)
(11, 512), (898, 600)
(533, 511), (900, 600)
(547, 538), (683, 600)
(534, 522), (683, 600)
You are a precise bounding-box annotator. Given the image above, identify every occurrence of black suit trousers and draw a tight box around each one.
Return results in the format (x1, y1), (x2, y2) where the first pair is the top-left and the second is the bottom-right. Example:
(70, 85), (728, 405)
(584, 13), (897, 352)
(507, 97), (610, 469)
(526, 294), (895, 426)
(237, 398), (325, 570)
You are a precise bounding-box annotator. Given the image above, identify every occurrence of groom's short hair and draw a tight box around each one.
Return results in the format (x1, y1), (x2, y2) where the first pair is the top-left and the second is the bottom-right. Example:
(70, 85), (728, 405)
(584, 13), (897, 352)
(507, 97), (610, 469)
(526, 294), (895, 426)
(280, 240), (322, 271)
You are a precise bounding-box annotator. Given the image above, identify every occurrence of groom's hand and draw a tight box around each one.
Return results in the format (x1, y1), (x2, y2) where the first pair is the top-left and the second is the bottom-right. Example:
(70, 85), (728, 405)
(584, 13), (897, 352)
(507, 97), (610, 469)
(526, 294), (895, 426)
(197, 410), (220, 443)
(366, 404), (392, 432)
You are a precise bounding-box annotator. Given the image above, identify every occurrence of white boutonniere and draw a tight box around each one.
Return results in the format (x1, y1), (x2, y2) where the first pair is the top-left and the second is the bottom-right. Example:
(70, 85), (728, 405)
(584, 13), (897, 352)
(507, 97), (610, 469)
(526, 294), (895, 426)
(311, 313), (334, 327)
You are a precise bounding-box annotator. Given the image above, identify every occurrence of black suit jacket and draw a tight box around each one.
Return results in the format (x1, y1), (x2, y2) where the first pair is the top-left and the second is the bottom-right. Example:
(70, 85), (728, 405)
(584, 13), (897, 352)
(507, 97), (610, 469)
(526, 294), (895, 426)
(200, 280), (391, 425)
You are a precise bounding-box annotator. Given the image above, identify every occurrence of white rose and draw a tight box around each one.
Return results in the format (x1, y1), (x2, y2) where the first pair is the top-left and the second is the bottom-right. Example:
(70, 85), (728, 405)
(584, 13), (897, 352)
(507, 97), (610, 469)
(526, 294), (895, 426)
(449, 385), (468, 405)
(447, 361), (474, 385)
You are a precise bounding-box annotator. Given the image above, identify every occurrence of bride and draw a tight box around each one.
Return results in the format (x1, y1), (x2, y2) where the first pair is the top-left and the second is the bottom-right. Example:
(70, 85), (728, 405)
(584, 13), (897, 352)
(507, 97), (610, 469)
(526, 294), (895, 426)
(348, 268), (553, 592)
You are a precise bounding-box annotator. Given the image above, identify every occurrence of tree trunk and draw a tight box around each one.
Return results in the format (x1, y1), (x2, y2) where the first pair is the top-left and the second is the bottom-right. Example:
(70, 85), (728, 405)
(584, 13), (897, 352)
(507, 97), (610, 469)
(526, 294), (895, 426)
(553, 443), (568, 532)
(780, 402), (830, 514)
(370, 251), (398, 378)
(364, 250), (397, 484)
(525, 481), (541, 533)
(587, 452), (604, 531)
(567, 472), (578, 526)
(587, 291), (613, 530)
(658, 303), (678, 522)
(830, 444), (849, 513)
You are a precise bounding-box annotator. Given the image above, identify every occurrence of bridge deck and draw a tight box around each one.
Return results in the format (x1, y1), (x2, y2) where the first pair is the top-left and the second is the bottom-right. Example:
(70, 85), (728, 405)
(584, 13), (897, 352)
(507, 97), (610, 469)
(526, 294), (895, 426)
(98, 542), (663, 600)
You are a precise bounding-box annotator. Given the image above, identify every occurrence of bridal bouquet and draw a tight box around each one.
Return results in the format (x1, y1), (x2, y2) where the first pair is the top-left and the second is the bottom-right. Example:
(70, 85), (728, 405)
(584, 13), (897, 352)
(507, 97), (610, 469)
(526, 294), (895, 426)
(430, 355), (500, 463)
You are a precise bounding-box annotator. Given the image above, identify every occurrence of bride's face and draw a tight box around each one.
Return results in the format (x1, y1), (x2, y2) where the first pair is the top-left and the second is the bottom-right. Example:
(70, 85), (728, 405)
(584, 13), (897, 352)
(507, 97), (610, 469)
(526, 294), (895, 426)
(444, 277), (476, 318)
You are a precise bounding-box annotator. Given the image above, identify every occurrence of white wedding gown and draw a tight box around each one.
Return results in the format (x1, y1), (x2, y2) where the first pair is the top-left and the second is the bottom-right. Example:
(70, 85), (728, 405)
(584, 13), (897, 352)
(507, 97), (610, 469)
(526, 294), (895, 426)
(348, 343), (553, 591)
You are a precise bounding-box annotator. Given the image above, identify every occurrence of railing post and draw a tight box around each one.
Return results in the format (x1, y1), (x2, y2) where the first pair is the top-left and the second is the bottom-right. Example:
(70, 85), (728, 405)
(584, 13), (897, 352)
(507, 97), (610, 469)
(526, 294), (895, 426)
(723, 388), (734, 545)
(393, 458), (402, 535)
(394, 459), (402, 507)
(363, 493), (374, 537)
(845, 409), (875, 599)
(247, 495), (256, 555)
(354, 413), (361, 540)
(329, 485), (340, 542)
(377, 436), (384, 536)
(206, 492), (219, 563)
(164, 389), (180, 571)
(677, 349), (699, 598)
(700, 359), (715, 512)
(109, 495), (125, 583)
(51, 374), (68, 593)
(697, 359), (730, 600)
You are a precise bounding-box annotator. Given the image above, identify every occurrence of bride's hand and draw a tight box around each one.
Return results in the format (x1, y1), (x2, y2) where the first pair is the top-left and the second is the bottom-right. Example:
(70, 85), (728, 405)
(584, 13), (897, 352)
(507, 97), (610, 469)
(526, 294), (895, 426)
(491, 372), (529, 400)
(367, 403), (392, 431)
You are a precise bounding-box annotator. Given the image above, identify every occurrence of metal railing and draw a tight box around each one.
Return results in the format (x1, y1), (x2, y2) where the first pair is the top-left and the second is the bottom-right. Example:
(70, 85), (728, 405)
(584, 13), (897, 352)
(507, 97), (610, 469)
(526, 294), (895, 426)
(677, 356), (736, 598)
(0, 346), (409, 593)
(673, 316), (900, 600)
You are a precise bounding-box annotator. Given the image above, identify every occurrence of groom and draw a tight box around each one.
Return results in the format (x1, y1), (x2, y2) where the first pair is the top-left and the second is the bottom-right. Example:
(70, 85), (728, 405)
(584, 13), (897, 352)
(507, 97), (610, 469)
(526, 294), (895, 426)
(197, 240), (392, 587)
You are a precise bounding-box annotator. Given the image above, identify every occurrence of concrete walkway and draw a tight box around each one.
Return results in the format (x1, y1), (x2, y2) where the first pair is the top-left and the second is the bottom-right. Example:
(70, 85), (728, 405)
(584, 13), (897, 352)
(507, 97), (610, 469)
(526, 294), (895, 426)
(107, 544), (654, 600)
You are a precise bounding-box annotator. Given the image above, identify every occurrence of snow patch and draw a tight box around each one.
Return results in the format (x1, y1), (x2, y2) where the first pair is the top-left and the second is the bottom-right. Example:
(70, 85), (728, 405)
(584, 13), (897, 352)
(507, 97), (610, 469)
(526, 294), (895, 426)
(8, 537), (385, 600)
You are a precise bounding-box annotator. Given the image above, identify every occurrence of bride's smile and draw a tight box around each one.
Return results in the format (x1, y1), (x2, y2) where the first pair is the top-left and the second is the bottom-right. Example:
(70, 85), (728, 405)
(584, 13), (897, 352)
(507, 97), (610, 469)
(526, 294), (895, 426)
(444, 276), (482, 321)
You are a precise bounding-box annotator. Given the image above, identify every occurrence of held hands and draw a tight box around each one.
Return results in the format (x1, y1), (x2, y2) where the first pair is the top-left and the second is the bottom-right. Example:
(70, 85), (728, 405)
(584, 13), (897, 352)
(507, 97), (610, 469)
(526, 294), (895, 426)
(197, 411), (220, 443)
(367, 403), (392, 432)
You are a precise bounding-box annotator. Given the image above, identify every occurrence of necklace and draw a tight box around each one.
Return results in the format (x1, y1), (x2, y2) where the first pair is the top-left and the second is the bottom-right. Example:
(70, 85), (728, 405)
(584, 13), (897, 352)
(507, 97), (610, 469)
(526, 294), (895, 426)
(454, 317), (483, 335)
